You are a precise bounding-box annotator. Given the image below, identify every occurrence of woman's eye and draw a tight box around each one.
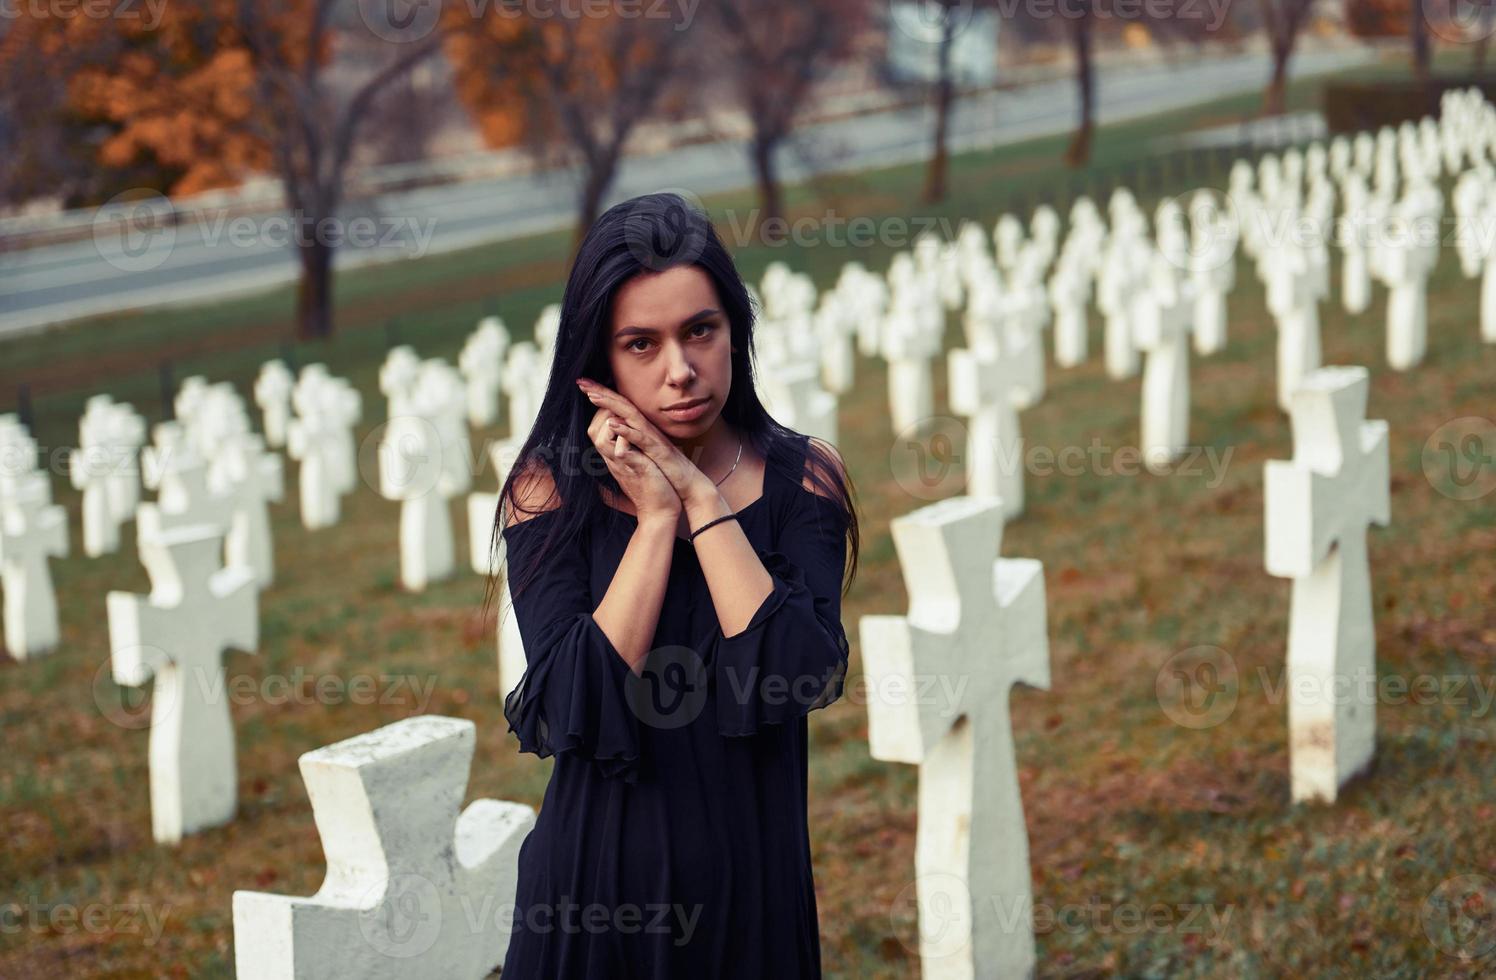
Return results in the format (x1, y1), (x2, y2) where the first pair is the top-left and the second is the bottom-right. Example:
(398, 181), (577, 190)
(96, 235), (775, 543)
(627, 339), (650, 352)
(690, 321), (714, 337)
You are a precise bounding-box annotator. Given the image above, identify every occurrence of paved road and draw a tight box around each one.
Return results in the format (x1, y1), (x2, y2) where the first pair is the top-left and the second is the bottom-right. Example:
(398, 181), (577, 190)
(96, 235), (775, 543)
(0, 48), (1371, 337)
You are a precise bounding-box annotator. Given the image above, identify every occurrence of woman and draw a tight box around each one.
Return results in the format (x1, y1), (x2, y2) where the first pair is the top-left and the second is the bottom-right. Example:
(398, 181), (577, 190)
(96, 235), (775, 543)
(489, 192), (860, 977)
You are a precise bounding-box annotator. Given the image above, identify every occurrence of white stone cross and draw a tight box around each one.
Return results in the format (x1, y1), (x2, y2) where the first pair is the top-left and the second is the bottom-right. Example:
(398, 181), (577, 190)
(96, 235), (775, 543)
(534, 302), (562, 362)
(999, 258), (1049, 407)
(860, 496), (1050, 979)
(948, 341), (1028, 519)
(467, 441), (521, 578)
(232, 715), (536, 979)
(466, 440), (528, 696)
(287, 371), (361, 529)
(136, 440), (236, 548)
(255, 360), (295, 450)
(0, 417), (40, 502)
(1264, 237), (1325, 412)
(882, 309), (941, 436)
(99, 403), (146, 528)
(815, 299), (856, 396)
(379, 414), (455, 592)
(1336, 176), (1376, 316)
(459, 318), (509, 428)
(415, 359), (474, 498)
(761, 361), (839, 448)
(380, 346), (423, 419)
(72, 397), (133, 557)
(993, 213), (1025, 272)
(1264, 366), (1390, 804)
(0, 471), (68, 660)
(1047, 257), (1090, 369)
(1097, 218), (1147, 380)
(1374, 185), (1441, 371)
(500, 342), (542, 443)
(287, 408), (345, 532)
(1186, 190), (1237, 356)
(210, 433), (285, 588)
(325, 380), (362, 497)
(174, 375), (212, 427)
(107, 523), (258, 842)
(1132, 257), (1195, 471)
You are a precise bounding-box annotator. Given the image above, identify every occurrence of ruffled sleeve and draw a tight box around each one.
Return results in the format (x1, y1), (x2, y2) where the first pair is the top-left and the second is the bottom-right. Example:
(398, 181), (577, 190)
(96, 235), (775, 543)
(501, 514), (641, 782)
(711, 486), (851, 736)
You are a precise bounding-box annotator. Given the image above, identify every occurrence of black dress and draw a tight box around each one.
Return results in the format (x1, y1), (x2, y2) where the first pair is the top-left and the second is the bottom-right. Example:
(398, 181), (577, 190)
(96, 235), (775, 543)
(499, 434), (850, 978)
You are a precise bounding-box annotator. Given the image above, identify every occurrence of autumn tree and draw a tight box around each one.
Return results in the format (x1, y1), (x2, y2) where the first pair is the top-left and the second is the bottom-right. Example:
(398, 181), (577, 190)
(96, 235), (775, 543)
(446, 4), (694, 242)
(0, 9), (139, 210)
(1261, 0), (1319, 115)
(1410, 0), (1432, 82)
(1063, 8), (1098, 166)
(59, 0), (463, 339)
(235, 0), (455, 339)
(703, 0), (870, 239)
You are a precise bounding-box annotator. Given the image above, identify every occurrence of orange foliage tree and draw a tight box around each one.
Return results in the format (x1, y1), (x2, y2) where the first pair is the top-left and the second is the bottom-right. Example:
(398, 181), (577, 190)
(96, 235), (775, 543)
(16, 0), (463, 339)
(445, 2), (694, 242)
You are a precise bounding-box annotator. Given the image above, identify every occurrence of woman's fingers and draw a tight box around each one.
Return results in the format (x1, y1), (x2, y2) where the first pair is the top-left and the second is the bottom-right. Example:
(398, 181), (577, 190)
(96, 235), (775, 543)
(586, 408), (621, 448)
(583, 384), (655, 442)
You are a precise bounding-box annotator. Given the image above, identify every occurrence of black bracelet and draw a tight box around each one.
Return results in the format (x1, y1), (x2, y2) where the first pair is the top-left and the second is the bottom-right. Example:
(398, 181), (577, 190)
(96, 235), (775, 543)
(689, 512), (738, 543)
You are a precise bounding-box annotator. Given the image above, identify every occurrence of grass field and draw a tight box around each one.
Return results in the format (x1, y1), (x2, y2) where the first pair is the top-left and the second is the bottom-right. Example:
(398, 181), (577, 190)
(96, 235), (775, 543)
(3, 55), (1494, 977)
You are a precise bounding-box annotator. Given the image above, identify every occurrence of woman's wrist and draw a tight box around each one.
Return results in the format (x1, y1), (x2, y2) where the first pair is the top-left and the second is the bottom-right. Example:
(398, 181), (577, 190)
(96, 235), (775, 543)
(634, 508), (681, 534)
(683, 486), (730, 525)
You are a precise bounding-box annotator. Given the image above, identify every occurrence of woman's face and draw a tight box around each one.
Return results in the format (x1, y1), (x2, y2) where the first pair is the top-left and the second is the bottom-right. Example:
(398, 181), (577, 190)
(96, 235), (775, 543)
(605, 265), (733, 441)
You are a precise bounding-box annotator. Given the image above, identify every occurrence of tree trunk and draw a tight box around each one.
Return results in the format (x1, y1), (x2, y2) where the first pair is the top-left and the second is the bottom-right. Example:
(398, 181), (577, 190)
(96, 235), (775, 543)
(574, 160), (616, 251)
(752, 132), (785, 244)
(1264, 42), (1290, 116)
(1411, 1), (1431, 84)
(1064, 13), (1095, 167)
(295, 238), (334, 340)
(923, 19), (956, 204)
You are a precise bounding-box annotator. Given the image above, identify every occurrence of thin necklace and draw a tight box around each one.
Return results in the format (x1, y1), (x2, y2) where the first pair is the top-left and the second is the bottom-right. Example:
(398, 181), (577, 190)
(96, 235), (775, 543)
(713, 438), (744, 487)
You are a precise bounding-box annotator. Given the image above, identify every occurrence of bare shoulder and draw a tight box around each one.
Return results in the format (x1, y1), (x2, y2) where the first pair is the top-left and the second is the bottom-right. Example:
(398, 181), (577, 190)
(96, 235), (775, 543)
(505, 461), (561, 529)
(800, 437), (847, 499)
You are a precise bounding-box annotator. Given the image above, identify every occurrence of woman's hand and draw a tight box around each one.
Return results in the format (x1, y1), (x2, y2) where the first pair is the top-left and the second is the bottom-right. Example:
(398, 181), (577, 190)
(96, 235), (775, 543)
(577, 379), (718, 507)
(584, 404), (680, 523)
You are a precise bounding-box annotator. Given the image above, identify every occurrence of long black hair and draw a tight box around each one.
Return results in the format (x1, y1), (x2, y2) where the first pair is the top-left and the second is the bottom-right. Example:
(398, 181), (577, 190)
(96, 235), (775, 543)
(481, 192), (859, 620)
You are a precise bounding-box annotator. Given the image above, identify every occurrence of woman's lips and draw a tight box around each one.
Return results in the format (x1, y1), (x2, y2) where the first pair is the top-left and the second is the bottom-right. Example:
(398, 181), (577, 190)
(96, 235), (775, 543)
(663, 397), (710, 422)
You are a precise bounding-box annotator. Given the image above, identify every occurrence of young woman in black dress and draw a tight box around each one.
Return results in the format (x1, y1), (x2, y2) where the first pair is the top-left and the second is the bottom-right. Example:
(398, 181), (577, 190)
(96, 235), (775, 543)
(489, 192), (859, 977)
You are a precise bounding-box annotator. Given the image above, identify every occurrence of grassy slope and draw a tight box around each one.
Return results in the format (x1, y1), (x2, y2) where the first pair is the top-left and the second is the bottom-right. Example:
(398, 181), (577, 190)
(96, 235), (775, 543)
(2, 55), (1494, 977)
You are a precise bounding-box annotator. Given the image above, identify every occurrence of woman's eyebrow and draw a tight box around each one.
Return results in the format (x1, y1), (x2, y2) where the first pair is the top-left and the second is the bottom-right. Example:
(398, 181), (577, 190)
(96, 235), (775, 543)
(616, 308), (720, 339)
